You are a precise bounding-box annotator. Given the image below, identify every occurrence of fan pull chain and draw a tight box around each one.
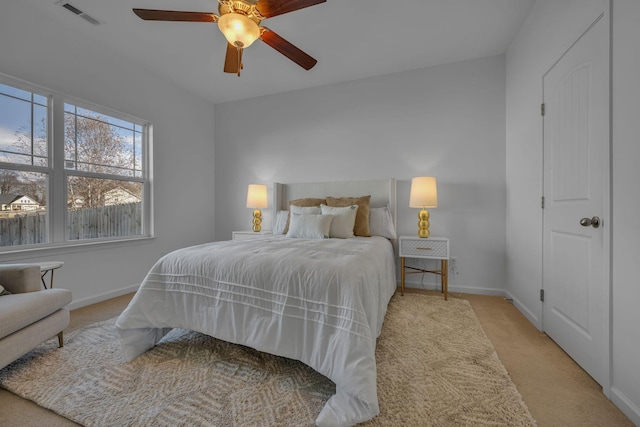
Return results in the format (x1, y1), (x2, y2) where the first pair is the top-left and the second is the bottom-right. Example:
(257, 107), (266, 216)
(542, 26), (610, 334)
(236, 47), (243, 77)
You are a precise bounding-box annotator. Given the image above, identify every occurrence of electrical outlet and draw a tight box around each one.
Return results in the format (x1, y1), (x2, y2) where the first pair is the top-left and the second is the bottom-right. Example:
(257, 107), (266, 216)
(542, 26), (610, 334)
(450, 257), (457, 273)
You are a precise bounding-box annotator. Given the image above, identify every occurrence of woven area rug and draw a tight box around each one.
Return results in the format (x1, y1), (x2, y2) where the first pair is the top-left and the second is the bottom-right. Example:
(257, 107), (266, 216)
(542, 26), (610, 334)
(0, 294), (536, 426)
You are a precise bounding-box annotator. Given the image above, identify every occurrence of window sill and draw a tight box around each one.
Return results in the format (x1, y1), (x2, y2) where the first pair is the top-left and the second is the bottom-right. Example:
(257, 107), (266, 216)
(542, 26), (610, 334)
(0, 236), (156, 261)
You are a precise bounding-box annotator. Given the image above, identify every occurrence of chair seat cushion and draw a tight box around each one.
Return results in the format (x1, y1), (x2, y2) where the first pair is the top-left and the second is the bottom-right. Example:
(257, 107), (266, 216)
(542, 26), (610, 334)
(0, 289), (72, 339)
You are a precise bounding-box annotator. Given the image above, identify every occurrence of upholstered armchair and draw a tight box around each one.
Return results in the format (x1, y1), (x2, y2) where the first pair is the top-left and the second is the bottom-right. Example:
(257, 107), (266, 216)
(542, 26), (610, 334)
(0, 264), (72, 370)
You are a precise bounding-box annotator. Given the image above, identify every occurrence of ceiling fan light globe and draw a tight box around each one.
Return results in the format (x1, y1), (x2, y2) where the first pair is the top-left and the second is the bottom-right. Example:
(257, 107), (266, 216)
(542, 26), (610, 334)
(218, 13), (260, 48)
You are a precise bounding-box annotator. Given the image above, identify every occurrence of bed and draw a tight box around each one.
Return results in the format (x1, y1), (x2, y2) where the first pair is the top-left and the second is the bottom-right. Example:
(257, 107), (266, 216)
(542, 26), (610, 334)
(116, 178), (398, 426)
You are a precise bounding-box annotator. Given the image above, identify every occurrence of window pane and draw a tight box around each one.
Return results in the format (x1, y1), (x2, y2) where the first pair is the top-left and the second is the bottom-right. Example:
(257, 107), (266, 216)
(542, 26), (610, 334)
(77, 106), (133, 130)
(0, 86), (49, 167)
(33, 94), (47, 106)
(0, 94), (31, 156)
(64, 111), (76, 168)
(0, 169), (48, 247)
(64, 105), (140, 177)
(133, 131), (142, 177)
(0, 84), (31, 102)
(33, 103), (48, 164)
(67, 176), (142, 240)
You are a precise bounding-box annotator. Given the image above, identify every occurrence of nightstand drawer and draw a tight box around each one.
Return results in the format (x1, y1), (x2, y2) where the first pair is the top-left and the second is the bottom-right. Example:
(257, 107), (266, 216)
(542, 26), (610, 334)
(232, 231), (273, 241)
(400, 237), (449, 258)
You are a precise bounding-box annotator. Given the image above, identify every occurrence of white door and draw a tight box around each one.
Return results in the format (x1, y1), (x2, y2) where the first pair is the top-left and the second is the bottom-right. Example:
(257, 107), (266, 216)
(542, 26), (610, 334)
(542, 13), (609, 387)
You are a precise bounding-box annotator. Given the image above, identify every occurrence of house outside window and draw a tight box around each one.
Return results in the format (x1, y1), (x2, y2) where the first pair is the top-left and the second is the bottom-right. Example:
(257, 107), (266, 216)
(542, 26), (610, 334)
(0, 195), (41, 211)
(0, 75), (152, 249)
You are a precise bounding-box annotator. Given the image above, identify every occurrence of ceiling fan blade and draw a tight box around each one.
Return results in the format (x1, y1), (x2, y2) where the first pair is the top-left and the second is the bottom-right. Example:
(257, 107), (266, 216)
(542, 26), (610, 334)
(224, 43), (243, 75)
(132, 9), (217, 22)
(256, 0), (326, 18)
(260, 29), (317, 70)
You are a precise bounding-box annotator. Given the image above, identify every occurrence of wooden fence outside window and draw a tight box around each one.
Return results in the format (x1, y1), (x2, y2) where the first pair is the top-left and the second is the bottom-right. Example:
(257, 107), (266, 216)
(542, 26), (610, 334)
(0, 202), (142, 246)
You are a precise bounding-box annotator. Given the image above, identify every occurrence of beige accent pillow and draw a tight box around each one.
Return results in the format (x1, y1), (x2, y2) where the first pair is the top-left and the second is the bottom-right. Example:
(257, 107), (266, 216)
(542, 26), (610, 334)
(282, 197), (327, 234)
(325, 195), (372, 237)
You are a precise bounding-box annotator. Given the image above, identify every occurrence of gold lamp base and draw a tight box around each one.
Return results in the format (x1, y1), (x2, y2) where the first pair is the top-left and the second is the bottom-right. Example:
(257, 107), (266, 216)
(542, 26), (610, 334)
(417, 208), (430, 238)
(252, 209), (262, 232)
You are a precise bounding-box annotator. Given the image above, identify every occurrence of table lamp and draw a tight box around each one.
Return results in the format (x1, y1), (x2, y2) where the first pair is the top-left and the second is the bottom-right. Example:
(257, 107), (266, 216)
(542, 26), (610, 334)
(409, 176), (438, 238)
(246, 184), (268, 232)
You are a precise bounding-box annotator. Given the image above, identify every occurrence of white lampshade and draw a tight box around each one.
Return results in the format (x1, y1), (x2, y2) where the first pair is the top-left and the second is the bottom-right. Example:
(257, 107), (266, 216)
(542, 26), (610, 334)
(246, 184), (268, 209)
(218, 13), (260, 48)
(409, 177), (438, 208)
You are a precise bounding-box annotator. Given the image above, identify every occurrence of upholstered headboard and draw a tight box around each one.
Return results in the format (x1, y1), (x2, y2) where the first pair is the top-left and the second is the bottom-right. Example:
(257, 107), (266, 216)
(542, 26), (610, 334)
(273, 178), (397, 233)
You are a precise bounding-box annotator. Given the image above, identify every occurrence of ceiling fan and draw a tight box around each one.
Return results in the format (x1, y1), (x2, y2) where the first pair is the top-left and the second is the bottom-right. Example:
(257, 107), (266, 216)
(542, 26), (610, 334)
(133, 0), (326, 76)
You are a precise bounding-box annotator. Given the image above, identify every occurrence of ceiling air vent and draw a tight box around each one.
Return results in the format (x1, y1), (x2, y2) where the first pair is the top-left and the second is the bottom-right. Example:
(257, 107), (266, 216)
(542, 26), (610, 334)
(56, 1), (101, 25)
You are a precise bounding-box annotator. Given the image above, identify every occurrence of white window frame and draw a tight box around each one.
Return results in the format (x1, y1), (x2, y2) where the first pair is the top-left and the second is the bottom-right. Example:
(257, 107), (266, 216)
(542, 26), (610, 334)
(0, 73), (153, 254)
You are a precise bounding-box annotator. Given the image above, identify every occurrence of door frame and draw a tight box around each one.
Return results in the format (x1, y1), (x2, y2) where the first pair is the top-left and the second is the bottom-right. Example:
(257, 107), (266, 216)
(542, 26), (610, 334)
(540, 7), (612, 397)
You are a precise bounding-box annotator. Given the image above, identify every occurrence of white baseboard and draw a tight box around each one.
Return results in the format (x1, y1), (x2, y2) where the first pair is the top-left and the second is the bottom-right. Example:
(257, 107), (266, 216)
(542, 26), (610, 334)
(401, 281), (506, 297)
(504, 290), (542, 331)
(449, 284), (506, 297)
(67, 284), (139, 310)
(610, 387), (640, 426)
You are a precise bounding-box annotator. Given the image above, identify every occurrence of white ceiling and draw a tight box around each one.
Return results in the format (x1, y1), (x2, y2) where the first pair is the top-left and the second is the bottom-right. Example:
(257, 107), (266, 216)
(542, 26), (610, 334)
(24, 0), (535, 105)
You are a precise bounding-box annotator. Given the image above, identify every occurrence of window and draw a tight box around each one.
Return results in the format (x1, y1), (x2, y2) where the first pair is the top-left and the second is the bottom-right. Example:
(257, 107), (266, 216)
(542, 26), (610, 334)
(0, 75), (151, 249)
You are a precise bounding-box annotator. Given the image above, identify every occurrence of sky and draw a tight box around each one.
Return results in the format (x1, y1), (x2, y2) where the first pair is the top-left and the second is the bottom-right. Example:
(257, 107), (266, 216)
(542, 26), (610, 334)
(0, 83), (45, 155)
(0, 126), (15, 149)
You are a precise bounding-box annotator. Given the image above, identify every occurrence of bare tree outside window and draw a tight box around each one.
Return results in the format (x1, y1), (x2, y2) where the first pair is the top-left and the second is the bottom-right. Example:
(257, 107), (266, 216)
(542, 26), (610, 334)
(64, 108), (142, 209)
(1, 169), (20, 194)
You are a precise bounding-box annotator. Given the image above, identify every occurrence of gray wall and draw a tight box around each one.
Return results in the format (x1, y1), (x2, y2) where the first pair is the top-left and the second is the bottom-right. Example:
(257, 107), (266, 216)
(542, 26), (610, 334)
(215, 55), (507, 295)
(0, 1), (217, 307)
(506, 0), (640, 423)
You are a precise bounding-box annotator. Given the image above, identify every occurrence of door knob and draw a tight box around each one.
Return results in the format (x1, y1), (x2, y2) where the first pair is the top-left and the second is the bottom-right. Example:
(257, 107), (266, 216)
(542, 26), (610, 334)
(580, 216), (600, 228)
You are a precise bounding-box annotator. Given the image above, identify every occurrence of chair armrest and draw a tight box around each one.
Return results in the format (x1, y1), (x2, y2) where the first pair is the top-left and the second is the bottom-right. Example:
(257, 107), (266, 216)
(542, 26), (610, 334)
(0, 264), (41, 294)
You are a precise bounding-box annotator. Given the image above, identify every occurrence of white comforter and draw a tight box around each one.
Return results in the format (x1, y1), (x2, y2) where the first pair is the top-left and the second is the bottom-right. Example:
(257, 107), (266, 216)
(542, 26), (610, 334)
(116, 235), (396, 426)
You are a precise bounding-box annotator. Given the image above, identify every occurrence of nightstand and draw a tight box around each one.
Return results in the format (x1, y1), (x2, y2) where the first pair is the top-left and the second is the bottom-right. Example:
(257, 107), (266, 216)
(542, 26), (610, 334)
(232, 230), (273, 241)
(399, 236), (450, 300)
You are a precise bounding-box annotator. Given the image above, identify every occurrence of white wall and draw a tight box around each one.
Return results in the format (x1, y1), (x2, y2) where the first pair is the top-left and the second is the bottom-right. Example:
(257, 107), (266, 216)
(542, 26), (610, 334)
(0, 2), (217, 308)
(611, 0), (640, 423)
(506, 0), (640, 423)
(215, 55), (507, 295)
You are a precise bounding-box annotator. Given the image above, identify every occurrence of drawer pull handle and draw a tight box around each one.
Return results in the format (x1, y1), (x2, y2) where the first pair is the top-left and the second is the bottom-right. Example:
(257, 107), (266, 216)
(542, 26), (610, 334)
(416, 247), (432, 250)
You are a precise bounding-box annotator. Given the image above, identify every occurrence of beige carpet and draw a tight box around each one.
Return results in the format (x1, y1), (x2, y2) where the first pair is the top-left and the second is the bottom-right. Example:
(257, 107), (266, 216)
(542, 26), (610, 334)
(0, 294), (536, 426)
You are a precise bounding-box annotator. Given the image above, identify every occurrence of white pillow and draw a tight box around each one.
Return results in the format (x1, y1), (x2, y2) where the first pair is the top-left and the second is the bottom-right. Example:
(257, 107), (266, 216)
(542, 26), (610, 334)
(320, 204), (358, 239)
(369, 206), (397, 239)
(273, 210), (289, 235)
(290, 205), (321, 215)
(286, 214), (333, 239)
